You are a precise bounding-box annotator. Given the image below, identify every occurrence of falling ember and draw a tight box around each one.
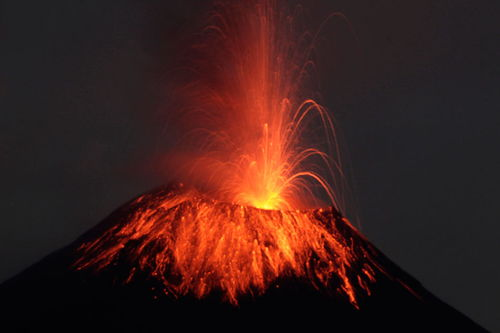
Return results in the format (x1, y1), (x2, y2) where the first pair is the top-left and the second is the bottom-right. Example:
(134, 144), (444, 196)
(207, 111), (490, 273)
(76, 0), (386, 306)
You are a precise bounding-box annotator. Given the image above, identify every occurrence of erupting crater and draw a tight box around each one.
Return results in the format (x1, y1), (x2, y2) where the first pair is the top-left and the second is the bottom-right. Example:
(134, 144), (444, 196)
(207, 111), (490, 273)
(75, 0), (382, 307)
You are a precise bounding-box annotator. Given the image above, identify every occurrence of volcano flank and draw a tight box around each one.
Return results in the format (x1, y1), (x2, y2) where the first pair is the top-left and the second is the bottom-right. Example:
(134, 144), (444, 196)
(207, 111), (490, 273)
(0, 184), (485, 332)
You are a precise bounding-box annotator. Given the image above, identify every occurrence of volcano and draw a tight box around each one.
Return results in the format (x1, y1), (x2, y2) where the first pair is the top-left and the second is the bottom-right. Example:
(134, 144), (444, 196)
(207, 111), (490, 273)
(0, 1), (487, 331)
(0, 184), (485, 332)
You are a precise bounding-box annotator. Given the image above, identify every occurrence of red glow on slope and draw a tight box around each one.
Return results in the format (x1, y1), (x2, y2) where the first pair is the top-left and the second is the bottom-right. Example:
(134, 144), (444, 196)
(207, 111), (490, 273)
(76, 185), (380, 306)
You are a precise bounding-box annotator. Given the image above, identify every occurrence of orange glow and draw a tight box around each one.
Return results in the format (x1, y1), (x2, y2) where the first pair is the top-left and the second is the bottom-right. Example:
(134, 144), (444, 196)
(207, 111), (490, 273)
(167, 0), (345, 212)
(76, 185), (379, 306)
(75, 0), (378, 306)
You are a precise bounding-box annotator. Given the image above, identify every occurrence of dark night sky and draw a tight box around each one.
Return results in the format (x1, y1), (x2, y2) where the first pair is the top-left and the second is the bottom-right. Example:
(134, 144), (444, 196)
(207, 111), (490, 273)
(1, 1), (498, 330)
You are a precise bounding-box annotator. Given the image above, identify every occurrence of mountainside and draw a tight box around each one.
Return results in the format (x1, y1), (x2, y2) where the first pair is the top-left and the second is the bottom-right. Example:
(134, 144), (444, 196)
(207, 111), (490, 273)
(0, 185), (486, 332)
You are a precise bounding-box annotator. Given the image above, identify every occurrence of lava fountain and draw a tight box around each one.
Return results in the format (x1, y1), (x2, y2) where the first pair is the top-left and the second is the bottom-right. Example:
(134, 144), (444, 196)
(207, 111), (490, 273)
(76, 0), (386, 307)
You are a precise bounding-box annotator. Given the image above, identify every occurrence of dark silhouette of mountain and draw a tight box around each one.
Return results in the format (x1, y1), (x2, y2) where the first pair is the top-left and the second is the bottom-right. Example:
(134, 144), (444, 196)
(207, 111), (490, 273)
(0, 185), (486, 332)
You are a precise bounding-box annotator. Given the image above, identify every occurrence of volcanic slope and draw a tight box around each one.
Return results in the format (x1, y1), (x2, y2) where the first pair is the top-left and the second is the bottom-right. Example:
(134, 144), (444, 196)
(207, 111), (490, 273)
(0, 184), (486, 332)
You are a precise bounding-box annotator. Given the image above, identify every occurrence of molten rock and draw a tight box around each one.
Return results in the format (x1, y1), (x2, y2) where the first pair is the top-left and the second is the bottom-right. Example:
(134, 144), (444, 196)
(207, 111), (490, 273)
(76, 183), (380, 306)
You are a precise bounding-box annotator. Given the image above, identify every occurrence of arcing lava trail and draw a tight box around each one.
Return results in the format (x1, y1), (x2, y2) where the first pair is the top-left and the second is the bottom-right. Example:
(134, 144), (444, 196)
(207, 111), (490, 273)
(162, 0), (345, 211)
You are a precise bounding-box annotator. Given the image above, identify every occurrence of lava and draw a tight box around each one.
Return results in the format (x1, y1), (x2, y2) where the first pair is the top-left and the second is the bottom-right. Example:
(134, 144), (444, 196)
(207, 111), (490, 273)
(76, 184), (380, 306)
(77, 0), (376, 306)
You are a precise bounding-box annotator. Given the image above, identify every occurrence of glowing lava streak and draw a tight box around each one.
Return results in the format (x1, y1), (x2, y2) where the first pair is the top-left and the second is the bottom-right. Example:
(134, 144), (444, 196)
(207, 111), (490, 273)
(76, 185), (380, 306)
(76, 0), (379, 306)
(170, 0), (345, 211)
